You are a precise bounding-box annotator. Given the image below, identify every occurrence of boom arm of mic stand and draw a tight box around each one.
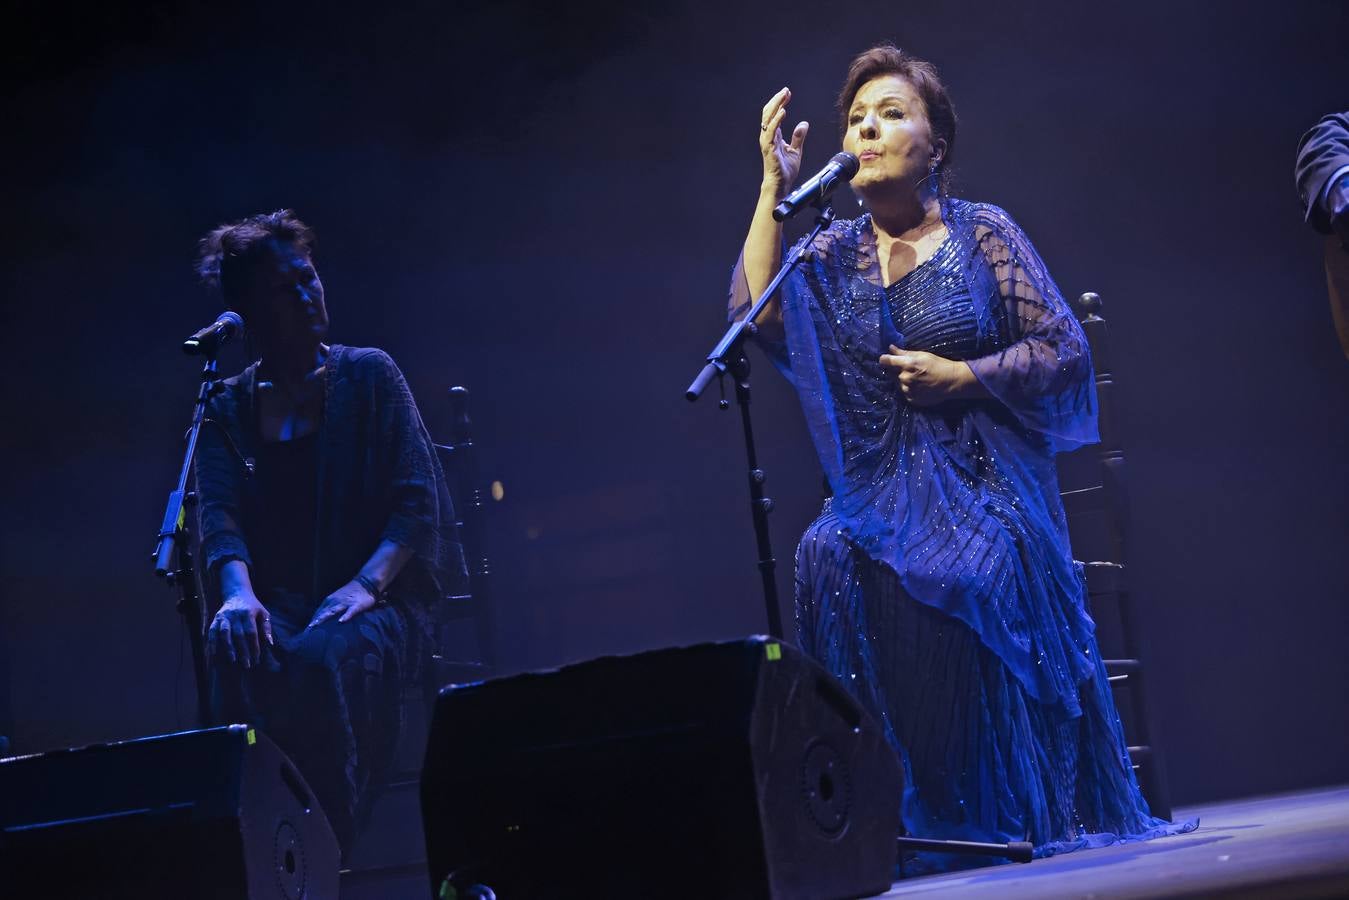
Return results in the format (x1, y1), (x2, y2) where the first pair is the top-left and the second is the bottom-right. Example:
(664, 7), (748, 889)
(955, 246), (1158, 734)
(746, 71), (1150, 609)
(684, 203), (836, 639)
(685, 203), (835, 401)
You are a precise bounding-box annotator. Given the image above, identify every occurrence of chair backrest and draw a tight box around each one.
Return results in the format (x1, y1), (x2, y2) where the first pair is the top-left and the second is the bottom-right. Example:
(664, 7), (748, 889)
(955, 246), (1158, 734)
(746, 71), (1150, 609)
(1058, 291), (1128, 565)
(1057, 292), (1173, 821)
(431, 386), (495, 676)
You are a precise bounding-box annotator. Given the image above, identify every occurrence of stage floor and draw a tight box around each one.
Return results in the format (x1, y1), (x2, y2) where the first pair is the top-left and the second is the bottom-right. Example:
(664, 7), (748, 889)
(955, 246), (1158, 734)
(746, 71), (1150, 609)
(880, 785), (1349, 899)
(342, 785), (1349, 898)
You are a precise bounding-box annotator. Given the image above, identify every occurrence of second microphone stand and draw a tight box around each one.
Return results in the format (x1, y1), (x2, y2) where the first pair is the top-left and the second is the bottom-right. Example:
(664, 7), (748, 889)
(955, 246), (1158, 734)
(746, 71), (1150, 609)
(152, 355), (225, 727)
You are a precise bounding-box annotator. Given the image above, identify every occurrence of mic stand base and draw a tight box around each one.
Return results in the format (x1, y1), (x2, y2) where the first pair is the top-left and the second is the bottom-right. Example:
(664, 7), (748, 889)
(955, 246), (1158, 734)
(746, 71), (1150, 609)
(896, 835), (1035, 870)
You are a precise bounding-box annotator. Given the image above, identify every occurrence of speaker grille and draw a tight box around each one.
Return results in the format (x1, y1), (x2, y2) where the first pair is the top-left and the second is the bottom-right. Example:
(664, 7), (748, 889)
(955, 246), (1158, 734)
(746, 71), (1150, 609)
(801, 740), (852, 837)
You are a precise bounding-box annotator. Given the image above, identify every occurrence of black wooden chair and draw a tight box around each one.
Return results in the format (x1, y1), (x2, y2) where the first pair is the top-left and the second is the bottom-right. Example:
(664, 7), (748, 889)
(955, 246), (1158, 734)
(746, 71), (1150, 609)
(1059, 292), (1174, 821)
(425, 385), (497, 695)
(341, 385), (497, 896)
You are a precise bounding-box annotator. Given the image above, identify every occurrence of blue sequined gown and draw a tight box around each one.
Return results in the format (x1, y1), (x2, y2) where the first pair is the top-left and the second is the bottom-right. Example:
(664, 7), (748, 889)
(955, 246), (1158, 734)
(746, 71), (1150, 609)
(730, 198), (1192, 862)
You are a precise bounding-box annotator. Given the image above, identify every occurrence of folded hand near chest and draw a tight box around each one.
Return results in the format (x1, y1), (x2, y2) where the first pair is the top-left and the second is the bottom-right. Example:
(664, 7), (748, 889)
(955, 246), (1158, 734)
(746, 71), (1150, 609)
(880, 344), (986, 406)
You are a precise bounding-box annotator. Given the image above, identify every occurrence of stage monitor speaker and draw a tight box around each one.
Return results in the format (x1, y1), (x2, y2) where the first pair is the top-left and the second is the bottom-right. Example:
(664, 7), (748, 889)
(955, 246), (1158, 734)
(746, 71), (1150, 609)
(421, 636), (902, 899)
(0, 724), (338, 899)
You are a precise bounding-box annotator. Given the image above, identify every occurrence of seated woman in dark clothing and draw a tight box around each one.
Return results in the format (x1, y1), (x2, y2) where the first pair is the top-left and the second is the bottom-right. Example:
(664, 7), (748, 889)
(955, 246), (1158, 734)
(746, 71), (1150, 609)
(193, 209), (463, 855)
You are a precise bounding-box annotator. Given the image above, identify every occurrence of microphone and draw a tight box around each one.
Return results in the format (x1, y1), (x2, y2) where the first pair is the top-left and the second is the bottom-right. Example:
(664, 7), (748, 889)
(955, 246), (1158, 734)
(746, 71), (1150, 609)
(773, 152), (860, 222)
(183, 311), (244, 356)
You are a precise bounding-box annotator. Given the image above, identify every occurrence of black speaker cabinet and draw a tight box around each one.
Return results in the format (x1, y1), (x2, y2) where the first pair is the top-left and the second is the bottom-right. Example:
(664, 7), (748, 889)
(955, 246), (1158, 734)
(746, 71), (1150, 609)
(0, 725), (338, 899)
(421, 636), (902, 899)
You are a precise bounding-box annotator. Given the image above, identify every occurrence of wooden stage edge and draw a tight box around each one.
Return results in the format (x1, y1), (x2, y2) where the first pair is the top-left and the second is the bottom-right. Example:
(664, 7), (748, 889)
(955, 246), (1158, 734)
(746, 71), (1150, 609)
(881, 784), (1349, 899)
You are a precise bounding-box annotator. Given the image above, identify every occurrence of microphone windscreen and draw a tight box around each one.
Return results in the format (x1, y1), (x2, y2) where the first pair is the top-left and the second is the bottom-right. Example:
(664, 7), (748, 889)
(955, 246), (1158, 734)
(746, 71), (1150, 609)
(831, 151), (860, 179)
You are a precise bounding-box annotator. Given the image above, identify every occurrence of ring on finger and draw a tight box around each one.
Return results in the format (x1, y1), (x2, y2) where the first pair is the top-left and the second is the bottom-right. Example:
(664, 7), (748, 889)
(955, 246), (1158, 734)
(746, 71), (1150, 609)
(760, 123), (768, 131)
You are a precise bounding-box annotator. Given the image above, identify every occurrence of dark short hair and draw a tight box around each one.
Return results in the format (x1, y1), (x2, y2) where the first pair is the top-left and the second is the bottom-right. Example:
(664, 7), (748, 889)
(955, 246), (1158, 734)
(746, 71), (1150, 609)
(836, 44), (957, 192)
(195, 209), (316, 306)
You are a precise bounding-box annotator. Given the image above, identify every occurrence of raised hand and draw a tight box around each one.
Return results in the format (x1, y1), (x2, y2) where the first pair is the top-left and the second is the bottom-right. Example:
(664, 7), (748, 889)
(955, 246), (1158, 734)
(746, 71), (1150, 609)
(760, 87), (809, 199)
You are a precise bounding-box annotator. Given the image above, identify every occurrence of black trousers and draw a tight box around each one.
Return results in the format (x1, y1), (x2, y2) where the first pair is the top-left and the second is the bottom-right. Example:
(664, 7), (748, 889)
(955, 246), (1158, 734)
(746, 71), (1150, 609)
(210, 589), (410, 856)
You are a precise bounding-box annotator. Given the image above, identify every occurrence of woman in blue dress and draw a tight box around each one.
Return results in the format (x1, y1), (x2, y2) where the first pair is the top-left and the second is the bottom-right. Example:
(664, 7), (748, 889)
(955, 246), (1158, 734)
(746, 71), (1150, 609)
(729, 45), (1191, 862)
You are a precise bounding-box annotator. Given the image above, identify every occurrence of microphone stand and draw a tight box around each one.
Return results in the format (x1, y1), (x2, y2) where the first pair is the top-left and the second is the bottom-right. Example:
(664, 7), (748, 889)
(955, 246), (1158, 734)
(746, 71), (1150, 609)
(686, 200), (838, 639)
(152, 354), (222, 727)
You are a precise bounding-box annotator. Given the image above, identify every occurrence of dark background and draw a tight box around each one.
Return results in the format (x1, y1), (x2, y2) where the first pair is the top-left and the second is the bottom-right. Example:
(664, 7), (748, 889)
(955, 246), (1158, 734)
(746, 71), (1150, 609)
(3, 0), (1346, 806)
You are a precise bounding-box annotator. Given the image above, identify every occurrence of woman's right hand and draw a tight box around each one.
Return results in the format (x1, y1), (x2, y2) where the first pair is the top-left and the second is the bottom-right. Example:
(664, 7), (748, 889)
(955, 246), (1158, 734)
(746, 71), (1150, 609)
(209, 590), (273, 669)
(760, 87), (809, 198)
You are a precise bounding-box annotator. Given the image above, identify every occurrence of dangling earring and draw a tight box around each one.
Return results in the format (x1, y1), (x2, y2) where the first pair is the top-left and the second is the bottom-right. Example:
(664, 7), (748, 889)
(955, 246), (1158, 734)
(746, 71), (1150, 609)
(920, 159), (939, 193)
(928, 157), (943, 195)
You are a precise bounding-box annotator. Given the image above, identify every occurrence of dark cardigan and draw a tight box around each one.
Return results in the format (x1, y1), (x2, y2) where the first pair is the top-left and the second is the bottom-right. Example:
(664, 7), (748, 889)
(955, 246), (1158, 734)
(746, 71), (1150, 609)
(194, 344), (465, 645)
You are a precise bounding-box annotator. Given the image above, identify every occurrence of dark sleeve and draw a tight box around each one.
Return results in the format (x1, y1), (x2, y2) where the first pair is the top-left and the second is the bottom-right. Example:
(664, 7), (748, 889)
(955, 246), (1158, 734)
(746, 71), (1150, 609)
(1295, 112), (1349, 234)
(368, 351), (450, 554)
(364, 349), (467, 602)
(964, 205), (1099, 452)
(194, 390), (252, 577)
